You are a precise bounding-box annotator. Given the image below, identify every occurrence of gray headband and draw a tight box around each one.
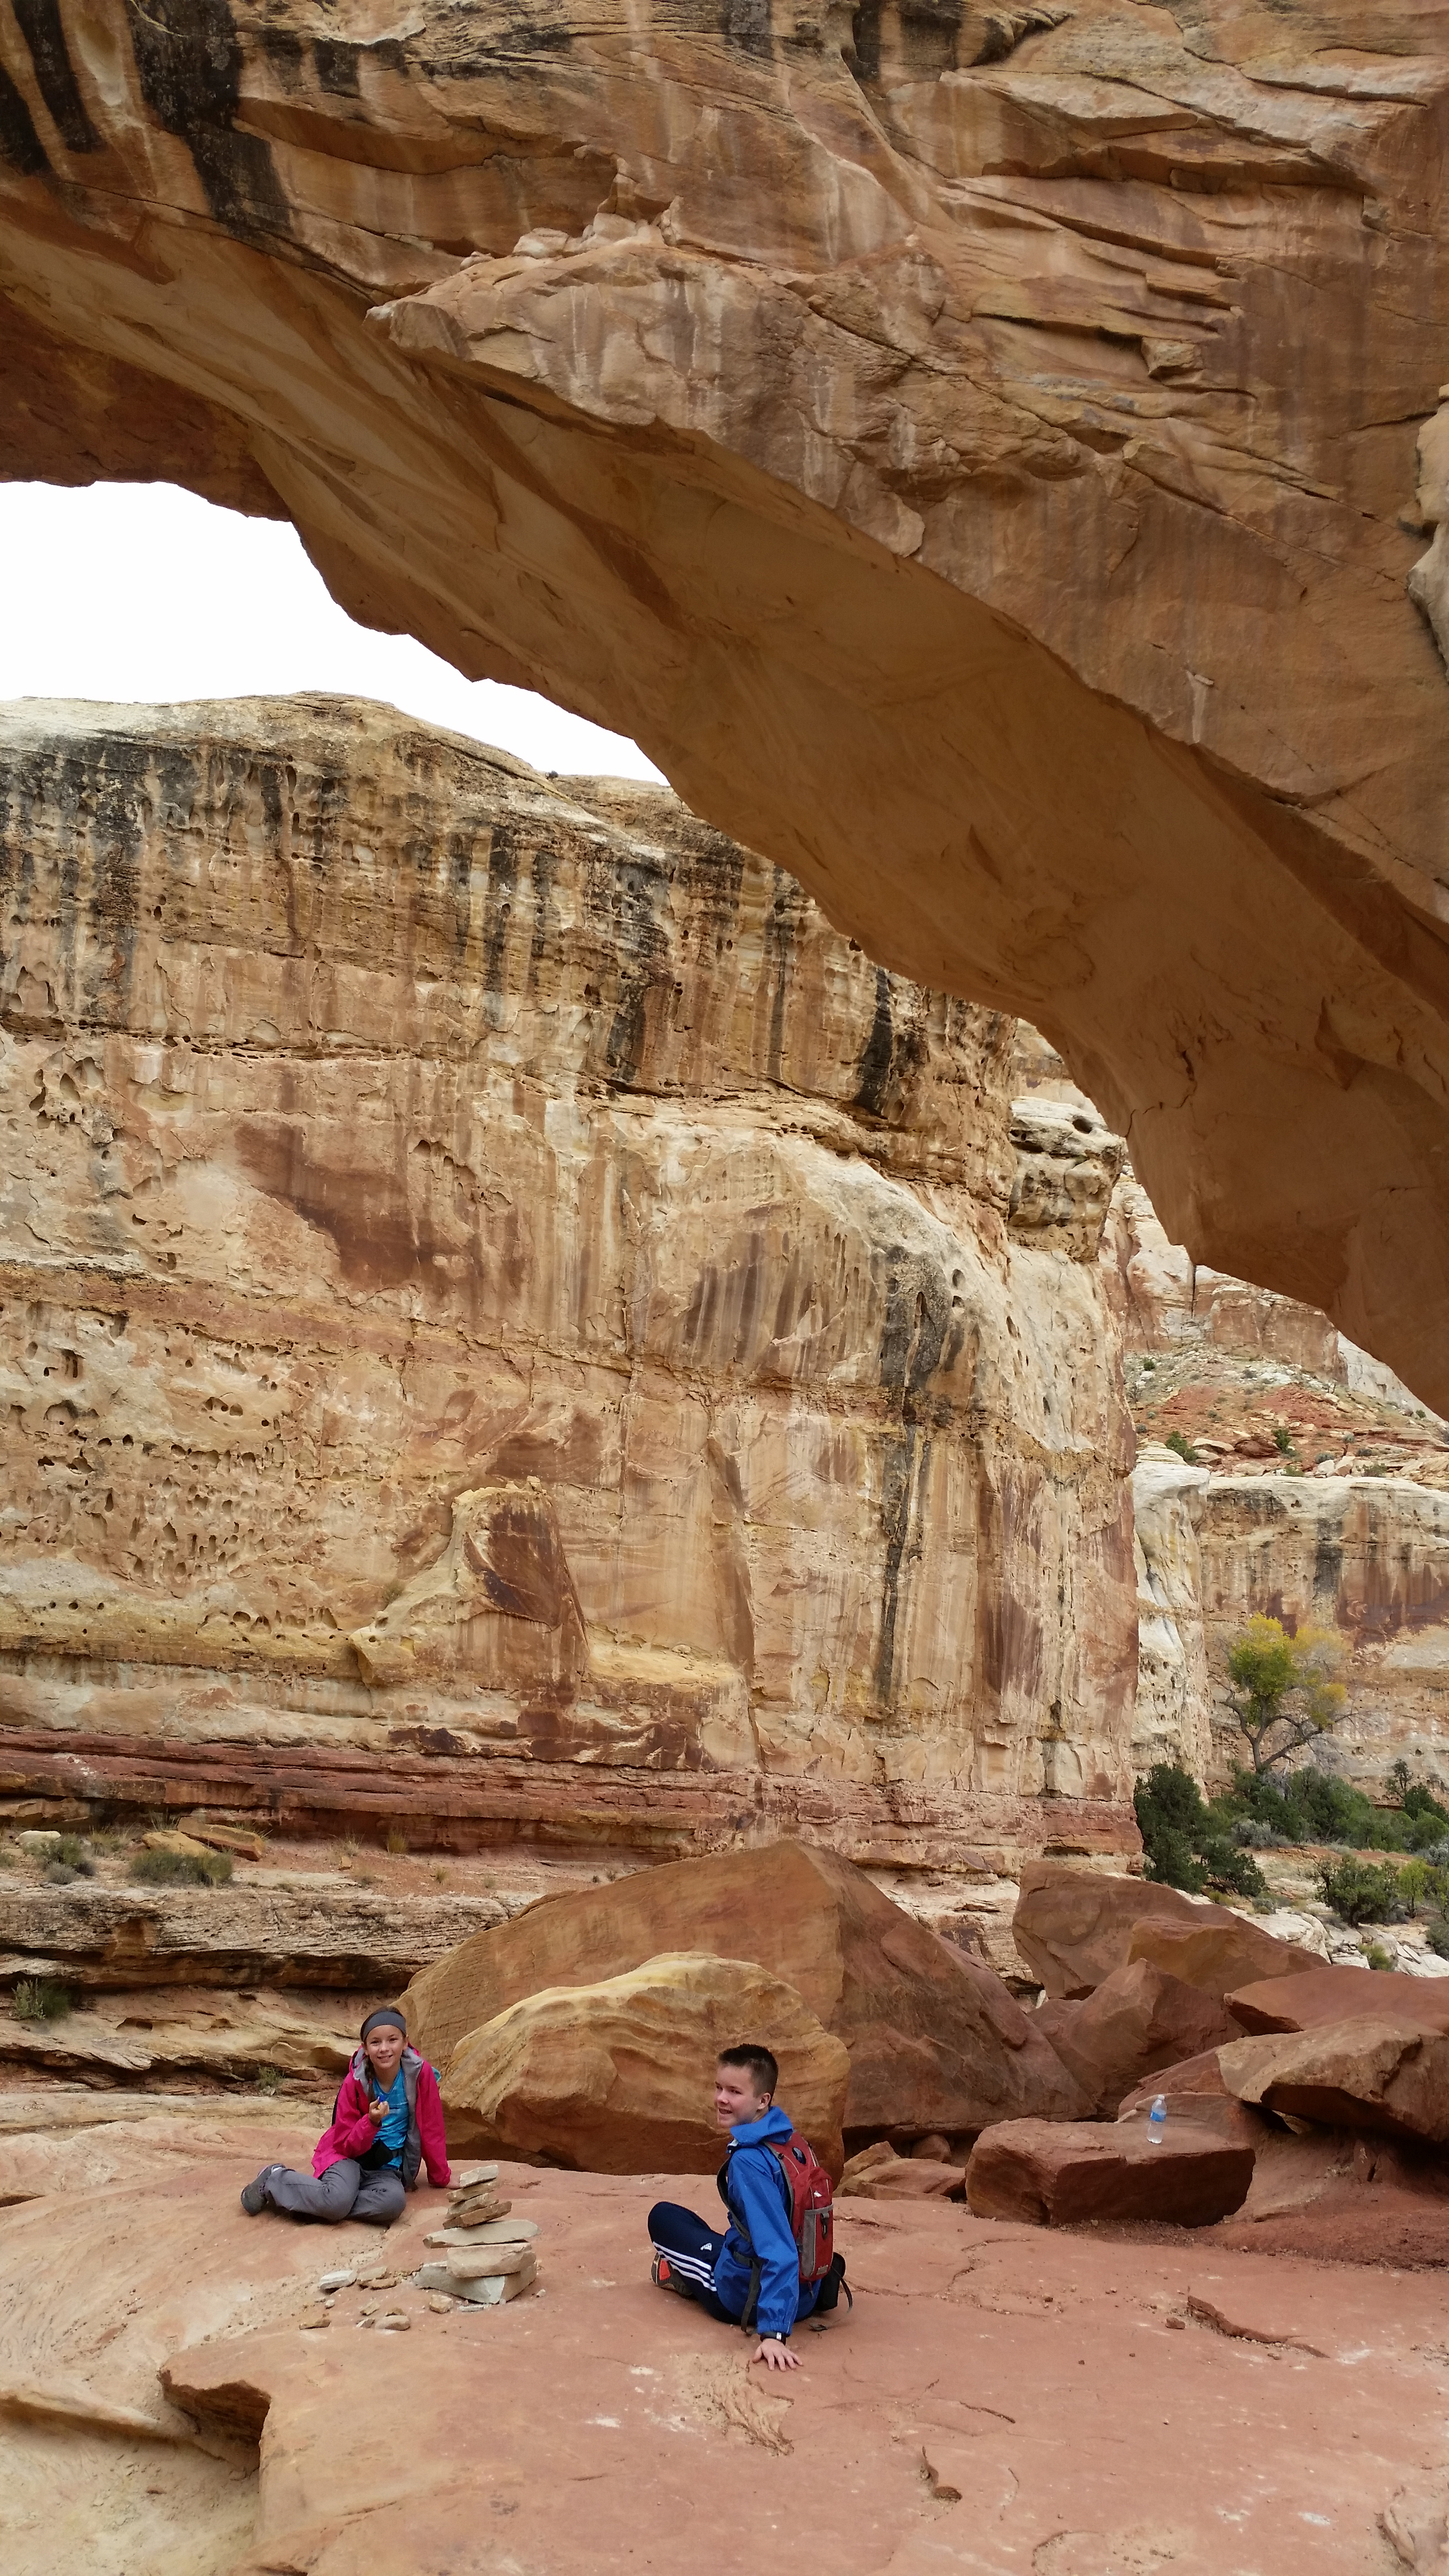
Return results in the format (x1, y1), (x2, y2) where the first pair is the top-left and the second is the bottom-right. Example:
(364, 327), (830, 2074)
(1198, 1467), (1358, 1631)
(359, 2007), (407, 2041)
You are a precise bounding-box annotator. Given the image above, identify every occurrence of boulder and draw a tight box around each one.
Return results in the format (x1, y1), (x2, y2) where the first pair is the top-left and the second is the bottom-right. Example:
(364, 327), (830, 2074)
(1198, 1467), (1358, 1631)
(965, 2119), (1255, 2228)
(1126, 1916), (1321, 2000)
(1012, 1866), (1218, 1998)
(407, 1841), (1090, 2141)
(1037, 1959), (1238, 2118)
(837, 2143), (961, 2201)
(439, 1951), (849, 2174)
(1227, 1967), (1449, 2038)
(1219, 2018), (1449, 2145)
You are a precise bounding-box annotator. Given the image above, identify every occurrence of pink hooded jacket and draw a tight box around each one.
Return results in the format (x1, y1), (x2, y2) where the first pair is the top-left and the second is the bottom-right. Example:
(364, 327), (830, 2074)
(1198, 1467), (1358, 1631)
(313, 2047), (451, 2188)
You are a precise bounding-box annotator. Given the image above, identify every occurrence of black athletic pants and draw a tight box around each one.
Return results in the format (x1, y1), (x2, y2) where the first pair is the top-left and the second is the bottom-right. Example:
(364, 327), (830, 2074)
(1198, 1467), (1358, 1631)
(647, 2199), (741, 2323)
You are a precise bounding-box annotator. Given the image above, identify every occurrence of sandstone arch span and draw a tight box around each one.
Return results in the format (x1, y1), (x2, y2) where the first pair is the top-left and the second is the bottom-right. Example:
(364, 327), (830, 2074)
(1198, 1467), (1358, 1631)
(2, 0), (1449, 1401)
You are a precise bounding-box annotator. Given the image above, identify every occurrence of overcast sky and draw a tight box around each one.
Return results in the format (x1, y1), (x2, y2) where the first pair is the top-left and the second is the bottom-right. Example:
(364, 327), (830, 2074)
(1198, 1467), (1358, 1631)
(0, 480), (664, 780)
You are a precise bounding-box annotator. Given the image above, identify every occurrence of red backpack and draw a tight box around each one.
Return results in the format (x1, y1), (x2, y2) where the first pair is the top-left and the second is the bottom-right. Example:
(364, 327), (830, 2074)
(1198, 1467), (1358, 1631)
(768, 2129), (835, 2284)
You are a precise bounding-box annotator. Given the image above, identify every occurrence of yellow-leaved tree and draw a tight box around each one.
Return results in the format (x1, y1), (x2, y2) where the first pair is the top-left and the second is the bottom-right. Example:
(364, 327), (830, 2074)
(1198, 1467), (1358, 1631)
(1224, 1614), (1345, 1775)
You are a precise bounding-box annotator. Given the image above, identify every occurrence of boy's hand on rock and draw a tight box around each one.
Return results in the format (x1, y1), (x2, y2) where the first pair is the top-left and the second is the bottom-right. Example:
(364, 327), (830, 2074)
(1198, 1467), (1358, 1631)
(752, 2339), (801, 2372)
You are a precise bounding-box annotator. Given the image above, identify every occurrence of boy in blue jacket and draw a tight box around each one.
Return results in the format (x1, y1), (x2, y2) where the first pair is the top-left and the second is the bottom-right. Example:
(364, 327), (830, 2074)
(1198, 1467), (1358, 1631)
(647, 2042), (846, 2371)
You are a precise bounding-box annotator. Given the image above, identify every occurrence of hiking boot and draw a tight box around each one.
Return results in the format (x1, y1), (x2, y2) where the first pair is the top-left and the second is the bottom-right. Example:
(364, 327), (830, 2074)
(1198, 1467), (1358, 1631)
(651, 2251), (696, 2301)
(240, 2166), (280, 2217)
(812, 2252), (852, 2316)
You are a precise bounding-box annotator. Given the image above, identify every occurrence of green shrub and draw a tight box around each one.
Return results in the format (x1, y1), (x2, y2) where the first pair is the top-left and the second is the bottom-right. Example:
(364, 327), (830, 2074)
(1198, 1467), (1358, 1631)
(253, 2064), (285, 2096)
(128, 1847), (233, 1888)
(12, 1977), (74, 2022)
(1216, 1764), (1449, 1854)
(1273, 1426), (1293, 1454)
(1424, 1917), (1449, 1960)
(1135, 1764), (1267, 1898)
(1316, 1855), (1405, 1926)
(1365, 1942), (1395, 1970)
(1164, 1431), (1199, 1465)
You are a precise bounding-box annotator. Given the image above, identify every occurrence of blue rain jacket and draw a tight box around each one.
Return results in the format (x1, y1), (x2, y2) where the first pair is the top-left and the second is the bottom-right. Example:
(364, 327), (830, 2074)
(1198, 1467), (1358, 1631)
(713, 2105), (823, 2339)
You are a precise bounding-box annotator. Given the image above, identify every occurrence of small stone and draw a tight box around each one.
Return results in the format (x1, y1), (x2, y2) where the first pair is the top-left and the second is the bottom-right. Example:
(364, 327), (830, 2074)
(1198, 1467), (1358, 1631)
(424, 2219), (539, 2247)
(424, 2291), (458, 2314)
(376, 2310), (411, 2332)
(298, 2307), (331, 2331)
(15, 1831), (62, 1859)
(317, 2269), (356, 2292)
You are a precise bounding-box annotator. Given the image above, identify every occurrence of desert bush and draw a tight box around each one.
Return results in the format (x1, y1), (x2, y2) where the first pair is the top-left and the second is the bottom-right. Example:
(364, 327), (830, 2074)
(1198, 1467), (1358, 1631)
(1134, 1764), (1267, 1899)
(128, 1847), (233, 1888)
(1164, 1431), (1199, 1465)
(1220, 1765), (1449, 1854)
(1424, 1918), (1449, 1960)
(12, 1977), (74, 2021)
(1316, 1855), (1406, 1926)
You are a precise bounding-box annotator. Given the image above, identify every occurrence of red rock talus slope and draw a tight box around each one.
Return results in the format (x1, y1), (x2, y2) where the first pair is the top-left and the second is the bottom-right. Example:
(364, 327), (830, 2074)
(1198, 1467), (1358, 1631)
(3, 3), (1449, 1401)
(0, 697), (1135, 1865)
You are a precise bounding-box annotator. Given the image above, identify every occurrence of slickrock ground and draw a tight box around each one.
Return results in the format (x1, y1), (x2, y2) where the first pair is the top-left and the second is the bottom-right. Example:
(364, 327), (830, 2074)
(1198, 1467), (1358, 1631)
(5, 2095), (1449, 2575)
(0, 695), (1136, 1871)
(4, 1), (1449, 1401)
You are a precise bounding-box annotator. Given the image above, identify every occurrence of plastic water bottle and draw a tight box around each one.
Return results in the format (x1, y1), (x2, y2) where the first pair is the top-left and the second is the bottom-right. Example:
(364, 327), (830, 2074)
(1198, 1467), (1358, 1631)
(1147, 2093), (1167, 2146)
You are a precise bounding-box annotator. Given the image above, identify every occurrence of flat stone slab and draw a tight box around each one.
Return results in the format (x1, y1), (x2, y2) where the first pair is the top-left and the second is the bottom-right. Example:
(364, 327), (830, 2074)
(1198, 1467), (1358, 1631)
(1219, 2016), (1449, 2143)
(1227, 1967), (1449, 2038)
(965, 2118), (1255, 2227)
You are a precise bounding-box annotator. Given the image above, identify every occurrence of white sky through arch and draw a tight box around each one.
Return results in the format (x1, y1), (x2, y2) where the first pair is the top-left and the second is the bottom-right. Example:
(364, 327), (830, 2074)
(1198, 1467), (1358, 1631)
(0, 480), (665, 781)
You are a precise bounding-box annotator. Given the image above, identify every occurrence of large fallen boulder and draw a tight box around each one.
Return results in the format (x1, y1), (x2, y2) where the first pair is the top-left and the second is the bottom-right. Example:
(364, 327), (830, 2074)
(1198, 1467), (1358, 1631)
(1219, 2018), (1449, 2145)
(1012, 1866), (1220, 1998)
(965, 2119), (1255, 2227)
(406, 1841), (1090, 2141)
(1227, 1967), (1449, 2037)
(439, 1952), (849, 2173)
(1126, 1915), (1321, 2000)
(1037, 1960), (1238, 2118)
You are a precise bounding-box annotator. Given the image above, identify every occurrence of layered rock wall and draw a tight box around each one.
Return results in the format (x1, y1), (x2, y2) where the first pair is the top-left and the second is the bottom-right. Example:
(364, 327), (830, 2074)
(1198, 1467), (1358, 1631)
(2, 3), (1449, 1401)
(0, 697), (1137, 1865)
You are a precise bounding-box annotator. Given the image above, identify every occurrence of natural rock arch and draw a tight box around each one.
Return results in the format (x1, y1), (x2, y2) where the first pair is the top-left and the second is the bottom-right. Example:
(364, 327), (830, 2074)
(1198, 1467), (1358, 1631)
(3, 0), (1449, 1400)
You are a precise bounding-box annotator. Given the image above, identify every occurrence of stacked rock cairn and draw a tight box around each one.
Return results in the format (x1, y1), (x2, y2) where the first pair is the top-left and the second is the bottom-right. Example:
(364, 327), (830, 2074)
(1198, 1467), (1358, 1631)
(413, 2163), (540, 2305)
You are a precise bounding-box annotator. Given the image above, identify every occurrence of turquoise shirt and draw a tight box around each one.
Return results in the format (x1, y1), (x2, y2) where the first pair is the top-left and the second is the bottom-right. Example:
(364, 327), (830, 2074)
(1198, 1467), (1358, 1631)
(375, 2068), (408, 2163)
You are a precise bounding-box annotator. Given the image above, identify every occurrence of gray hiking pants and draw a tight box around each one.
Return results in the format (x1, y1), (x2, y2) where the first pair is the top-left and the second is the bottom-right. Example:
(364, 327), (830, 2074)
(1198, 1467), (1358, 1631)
(265, 2157), (406, 2225)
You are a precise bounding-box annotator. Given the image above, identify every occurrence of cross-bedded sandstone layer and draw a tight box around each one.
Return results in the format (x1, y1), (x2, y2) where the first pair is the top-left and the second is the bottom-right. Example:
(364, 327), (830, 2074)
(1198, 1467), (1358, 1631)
(2, 2), (1448, 1403)
(0, 694), (1135, 1863)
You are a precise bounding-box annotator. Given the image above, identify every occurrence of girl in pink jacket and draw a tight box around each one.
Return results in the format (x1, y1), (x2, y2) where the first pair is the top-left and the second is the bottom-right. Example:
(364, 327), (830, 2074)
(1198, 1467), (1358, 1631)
(240, 2006), (451, 2226)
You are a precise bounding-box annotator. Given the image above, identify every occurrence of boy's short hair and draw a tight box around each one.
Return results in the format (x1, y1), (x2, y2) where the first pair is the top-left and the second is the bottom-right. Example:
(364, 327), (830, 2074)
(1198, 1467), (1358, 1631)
(718, 2042), (778, 2099)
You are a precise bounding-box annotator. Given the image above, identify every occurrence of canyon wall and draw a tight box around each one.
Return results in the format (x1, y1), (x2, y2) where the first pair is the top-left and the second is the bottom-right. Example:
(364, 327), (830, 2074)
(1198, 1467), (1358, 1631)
(2, 3), (1449, 1404)
(1017, 1019), (1449, 1791)
(0, 696), (1137, 1867)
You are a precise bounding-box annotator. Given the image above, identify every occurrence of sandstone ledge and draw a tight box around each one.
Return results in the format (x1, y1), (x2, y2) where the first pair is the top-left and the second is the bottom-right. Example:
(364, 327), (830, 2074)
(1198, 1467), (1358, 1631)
(0, 1726), (1135, 1872)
